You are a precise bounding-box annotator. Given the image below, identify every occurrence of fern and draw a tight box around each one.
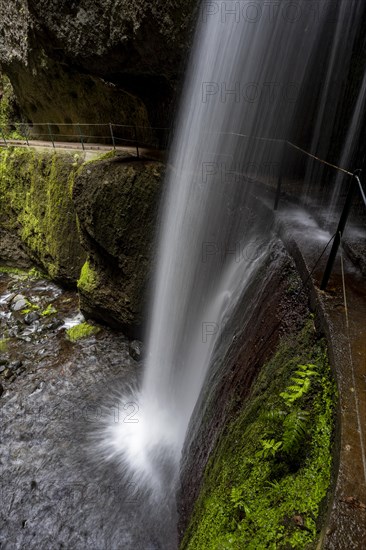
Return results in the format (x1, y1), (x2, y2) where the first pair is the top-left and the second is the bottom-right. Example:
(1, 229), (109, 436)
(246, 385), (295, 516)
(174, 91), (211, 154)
(257, 438), (282, 459)
(280, 364), (318, 406)
(261, 409), (287, 423)
(230, 487), (252, 517)
(282, 410), (309, 454)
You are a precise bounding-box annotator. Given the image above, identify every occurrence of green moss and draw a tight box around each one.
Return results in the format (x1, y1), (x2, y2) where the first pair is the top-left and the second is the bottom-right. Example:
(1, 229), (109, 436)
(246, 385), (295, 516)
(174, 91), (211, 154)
(0, 265), (29, 276)
(0, 147), (86, 281)
(90, 149), (117, 162)
(28, 267), (46, 279)
(66, 322), (100, 342)
(0, 338), (9, 352)
(21, 299), (40, 315)
(181, 319), (337, 550)
(77, 260), (98, 294)
(0, 266), (46, 282)
(0, 75), (18, 133)
(41, 304), (57, 316)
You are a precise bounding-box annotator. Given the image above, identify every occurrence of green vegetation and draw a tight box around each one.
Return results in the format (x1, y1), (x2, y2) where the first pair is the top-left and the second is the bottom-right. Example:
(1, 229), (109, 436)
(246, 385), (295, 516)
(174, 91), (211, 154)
(41, 304), (57, 316)
(77, 260), (98, 294)
(0, 75), (17, 134)
(182, 319), (337, 550)
(0, 147), (86, 282)
(21, 299), (40, 315)
(0, 265), (29, 277)
(28, 267), (46, 279)
(0, 265), (46, 279)
(0, 338), (9, 352)
(66, 322), (100, 342)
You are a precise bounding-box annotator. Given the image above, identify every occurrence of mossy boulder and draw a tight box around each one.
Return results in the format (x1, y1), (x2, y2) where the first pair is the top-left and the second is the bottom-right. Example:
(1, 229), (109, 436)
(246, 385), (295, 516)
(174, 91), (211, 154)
(73, 156), (164, 334)
(0, 147), (86, 284)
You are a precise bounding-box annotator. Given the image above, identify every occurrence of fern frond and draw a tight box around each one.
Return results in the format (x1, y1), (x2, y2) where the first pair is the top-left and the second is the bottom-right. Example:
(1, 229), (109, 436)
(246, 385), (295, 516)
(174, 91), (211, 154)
(261, 409), (287, 423)
(282, 410), (309, 453)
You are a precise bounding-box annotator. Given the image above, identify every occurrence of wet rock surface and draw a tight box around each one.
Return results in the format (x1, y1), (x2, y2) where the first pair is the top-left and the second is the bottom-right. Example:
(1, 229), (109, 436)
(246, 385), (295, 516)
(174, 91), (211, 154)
(0, 149), (87, 285)
(73, 157), (164, 335)
(178, 243), (310, 538)
(0, 271), (175, 549)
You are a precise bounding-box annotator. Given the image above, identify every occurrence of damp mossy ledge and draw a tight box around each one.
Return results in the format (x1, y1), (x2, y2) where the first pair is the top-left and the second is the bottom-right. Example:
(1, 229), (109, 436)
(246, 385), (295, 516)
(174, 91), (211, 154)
(77, 260), (98, 294)
(0, 147), (86, 284)
(181, 319), (337, 550)
(66, 322), (100, 342)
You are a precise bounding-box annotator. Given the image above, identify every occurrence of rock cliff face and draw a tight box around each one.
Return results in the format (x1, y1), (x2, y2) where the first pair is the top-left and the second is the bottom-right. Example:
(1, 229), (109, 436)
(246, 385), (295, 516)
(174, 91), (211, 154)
(73, 155), (164, 334)
(0, 148), (86, 284)
(0, 148), (164, 333)
(0, 0), (197, 132)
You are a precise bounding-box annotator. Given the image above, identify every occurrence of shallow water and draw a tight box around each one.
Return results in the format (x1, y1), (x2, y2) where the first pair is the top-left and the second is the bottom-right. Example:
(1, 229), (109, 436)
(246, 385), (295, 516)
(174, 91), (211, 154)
(0, 272), (175, 549)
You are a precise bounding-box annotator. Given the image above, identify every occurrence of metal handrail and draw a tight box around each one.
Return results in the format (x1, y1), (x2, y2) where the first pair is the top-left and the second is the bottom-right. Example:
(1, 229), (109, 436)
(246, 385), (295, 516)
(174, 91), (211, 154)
(1, 122), (364, 288)
(0, 121), (171, 155)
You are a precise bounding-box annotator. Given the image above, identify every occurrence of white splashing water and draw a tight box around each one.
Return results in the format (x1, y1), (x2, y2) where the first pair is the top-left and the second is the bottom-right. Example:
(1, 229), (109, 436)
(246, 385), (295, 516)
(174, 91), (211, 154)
(96, 1), (335, 497)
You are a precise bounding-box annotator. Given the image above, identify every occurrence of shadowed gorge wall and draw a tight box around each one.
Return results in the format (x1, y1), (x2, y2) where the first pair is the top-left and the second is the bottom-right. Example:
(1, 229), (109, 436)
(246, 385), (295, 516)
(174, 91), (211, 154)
(73, 156), (164, 334)
(0, 0), (198, 130)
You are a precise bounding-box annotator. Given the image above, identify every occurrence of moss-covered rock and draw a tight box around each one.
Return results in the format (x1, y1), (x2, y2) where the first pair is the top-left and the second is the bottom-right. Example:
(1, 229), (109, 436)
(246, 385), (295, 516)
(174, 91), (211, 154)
(181, 320), (336, 549)
(73, 156), (164, 334)
(66, 322), (100, 342)
(0, 147), (86, 284)
(0, 73), (20, 133)
(0, 147), (164, 332)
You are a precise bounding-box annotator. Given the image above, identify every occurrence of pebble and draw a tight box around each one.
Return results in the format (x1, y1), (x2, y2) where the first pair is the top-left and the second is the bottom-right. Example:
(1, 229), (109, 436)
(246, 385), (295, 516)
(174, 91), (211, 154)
(24, 312), (40, 325)
(129, 340), (143, 361)
(2, 368), (12, 380)
(12, 298), (28, 312)
(12, 294), (25, 303)
(9, 360), (22, 370)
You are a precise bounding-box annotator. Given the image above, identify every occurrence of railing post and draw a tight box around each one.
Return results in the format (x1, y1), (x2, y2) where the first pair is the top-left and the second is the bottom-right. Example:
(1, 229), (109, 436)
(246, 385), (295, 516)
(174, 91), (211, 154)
(134, 126), (139, 158)
(109, 123), (116, 150)
(274, 140), (286, 210)
(0, 127), (8, 147)
(320, 172), (359, 290)
(78, 124), (85, 151)
(48, 124), (55, 148)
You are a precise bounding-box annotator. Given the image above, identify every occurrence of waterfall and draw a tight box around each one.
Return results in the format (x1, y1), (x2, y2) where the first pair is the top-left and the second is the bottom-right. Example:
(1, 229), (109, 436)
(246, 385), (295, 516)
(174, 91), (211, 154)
(329, 70), (366, 215)
(300, 0), (365, 217)
(96, 1), (341, 499)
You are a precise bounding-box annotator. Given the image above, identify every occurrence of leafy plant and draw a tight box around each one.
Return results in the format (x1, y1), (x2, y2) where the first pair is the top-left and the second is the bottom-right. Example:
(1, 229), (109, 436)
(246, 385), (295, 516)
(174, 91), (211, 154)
(257, 438), (282, 459)
(280, 364), (318, 406)
(261, 409), (287, 424)
(230, 487), (252, 517)
(282, 410), (309, 454)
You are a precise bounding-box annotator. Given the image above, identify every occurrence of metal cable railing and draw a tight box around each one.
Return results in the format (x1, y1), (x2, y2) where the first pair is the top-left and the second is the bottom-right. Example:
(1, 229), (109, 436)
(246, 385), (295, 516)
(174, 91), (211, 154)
(0, 122), (171, 156)
(0, 122), (364, 287)
(208, 131), (365, 288)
